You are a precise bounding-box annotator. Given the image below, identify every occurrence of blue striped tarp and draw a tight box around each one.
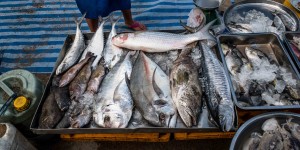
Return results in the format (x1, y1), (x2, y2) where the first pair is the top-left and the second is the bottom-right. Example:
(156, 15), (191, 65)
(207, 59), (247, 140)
(0, 0), (194, 73)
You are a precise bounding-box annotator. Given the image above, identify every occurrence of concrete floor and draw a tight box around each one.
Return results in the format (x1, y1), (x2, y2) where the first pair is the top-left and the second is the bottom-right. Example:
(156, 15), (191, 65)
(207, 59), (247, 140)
(31, 136), (231, 150)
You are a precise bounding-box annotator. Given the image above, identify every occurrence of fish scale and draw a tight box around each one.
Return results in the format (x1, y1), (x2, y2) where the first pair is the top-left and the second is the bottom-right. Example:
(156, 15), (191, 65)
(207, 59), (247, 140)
(201, 43), (234, 132)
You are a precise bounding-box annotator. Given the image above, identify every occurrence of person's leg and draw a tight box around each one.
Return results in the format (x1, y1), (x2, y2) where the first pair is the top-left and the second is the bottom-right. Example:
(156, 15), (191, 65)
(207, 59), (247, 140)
(121, 9), (146, 31)
(86, 18), (99, 32)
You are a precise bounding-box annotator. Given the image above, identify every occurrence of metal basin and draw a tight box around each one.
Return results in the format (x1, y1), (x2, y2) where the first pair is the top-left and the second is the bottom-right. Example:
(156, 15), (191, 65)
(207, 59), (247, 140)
(193, 0), (225, 10)
(230, 112), (300, 150)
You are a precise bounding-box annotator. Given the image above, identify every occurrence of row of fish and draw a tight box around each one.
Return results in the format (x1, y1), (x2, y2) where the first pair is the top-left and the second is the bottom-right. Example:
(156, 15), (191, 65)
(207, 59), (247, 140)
(244, 117), (300, 150)
(227, 9), (297, 37)
(222, 43), (300, 107)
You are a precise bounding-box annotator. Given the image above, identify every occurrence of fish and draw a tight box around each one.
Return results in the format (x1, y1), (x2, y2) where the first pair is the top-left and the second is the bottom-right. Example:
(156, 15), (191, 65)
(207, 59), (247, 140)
(289, 41), (300, 60)
(273, 14), (286, 32)
(55, 100), (77, 128)
(245, 47), (269, 67)
(225, 47), (244, 76)
(261, 118), (280, 132)
(227, 22), (253, 33)
(285, 118), (300, 143)
(128, 108), (151, 128)
(186, 7), (205, 29)
(70, 92), (94, 128)
(258, 130), (284, 150)
(170, 47), (202, 127)
(93, 52), (133, 128)
(243, 132), (261, 150)
(59, 52), (93, 87)
(273, 11), (297, 31)
(279, 125), (300, 150)
(103, 15), (124, 70)
(200, 43), (235, 132)
(286, 85), (300, 100)
(79, 17), (107, 69)
(56, 13), (86, 75)
(38, 89), (64, 129)
(130, 52), (177, 127)
(112, 20), (216, 53)
(69, 56), (95, 100)
(52, 85), (71, 112)
(86, 64), (105, 93)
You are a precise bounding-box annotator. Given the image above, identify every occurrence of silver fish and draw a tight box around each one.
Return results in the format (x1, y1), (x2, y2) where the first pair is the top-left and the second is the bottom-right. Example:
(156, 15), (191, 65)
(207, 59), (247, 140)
(170, 47), (202, 127)
(59, 52), (93, 87)
(86, 64), (105, 93)
(56, 13), (86, 75)
(80, 17), (107, 69)
(112, 20), (216, 53)
(245, 47), (269, 67)
(279, 125), (300, 150)
(285, 118), (300, 143)
(93, 52), (133, 128)
(274, 11), (297, 31)
(69, 57), (94, 100)
(273, 15), (286, 32)
(243, 132), (261, 150)
(103, 15), (124, 70)
(225, 47), (244, 76)
(227, 22), (253, 33)
(200, 43), (235, 132)
(258, 130), (284, 150)
(130, 52), (177, 127)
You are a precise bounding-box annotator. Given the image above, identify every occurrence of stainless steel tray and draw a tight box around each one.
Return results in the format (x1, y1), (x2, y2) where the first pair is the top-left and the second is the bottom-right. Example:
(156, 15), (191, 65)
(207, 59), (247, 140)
(30, 31), (238, 134)
(283, 31), (300, 71)
(223, 0), (300, 33)
(217, 33), (300, 110)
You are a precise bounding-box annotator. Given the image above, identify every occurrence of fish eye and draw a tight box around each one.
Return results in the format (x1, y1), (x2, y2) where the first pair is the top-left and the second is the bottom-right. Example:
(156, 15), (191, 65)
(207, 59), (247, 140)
(159, 113), (165, 120)
(219, 115), (224, 120)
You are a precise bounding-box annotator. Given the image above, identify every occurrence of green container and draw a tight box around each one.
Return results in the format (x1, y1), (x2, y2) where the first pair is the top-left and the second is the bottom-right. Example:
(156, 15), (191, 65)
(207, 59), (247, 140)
(0, 69), (44, 129)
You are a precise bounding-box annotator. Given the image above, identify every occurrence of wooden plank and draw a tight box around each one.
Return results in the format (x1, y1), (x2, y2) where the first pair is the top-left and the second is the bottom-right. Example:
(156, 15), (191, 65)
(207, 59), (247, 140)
(174, 132), (235, 140)
(60, 133), (170, 142)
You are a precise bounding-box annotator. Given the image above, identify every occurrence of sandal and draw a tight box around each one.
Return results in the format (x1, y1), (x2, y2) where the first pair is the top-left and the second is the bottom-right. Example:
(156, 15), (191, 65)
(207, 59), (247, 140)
(126, 21), (147, 31)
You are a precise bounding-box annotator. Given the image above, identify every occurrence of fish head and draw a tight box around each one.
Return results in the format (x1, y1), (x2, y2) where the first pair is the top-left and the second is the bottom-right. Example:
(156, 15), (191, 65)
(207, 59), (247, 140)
(284, 118), (300, 133)
(101, 105), (128, 128)
(112, 33), (135, 48)
(153, 98), (176, 127)
(217, 105), (234, 132)
(245, 47), (266, 61)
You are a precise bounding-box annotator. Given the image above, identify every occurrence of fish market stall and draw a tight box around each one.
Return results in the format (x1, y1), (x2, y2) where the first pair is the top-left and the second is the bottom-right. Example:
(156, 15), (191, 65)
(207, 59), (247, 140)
(25, 0), (300, 142)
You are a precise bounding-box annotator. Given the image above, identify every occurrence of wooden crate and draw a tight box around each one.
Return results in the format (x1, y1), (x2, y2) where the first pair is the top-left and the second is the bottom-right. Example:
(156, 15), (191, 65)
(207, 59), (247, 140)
(174, 132), (235, 140)
(60, 133), (170, 142)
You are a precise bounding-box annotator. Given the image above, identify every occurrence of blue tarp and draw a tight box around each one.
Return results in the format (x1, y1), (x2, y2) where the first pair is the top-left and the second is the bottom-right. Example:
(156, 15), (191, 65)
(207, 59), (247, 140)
(0, 0), (194, 73)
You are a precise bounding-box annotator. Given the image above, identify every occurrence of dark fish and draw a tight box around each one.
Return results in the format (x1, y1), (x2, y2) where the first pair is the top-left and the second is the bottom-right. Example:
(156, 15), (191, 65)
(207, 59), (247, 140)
(258, 130), (283, 150)
(69, 57), (95, 100)
(52, 86), (71, 112)
(38, 90), (64, 129)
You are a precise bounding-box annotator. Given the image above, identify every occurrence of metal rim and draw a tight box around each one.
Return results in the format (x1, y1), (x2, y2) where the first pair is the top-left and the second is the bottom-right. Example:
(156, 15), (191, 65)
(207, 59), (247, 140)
(229, 111), (300, 150)
(193, 0), (226, 10)
(283, 31), (300, 70)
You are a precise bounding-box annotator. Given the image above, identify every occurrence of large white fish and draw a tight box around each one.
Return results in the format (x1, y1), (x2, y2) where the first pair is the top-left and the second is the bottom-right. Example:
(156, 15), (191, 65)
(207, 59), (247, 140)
(56, 13), (86, 75)
(80, 17), (107, 69)
(93, 52), (133, 128)
(130, 52), (177, 127)
(112, 20), (216, 53)
(103, 15), (124, 70)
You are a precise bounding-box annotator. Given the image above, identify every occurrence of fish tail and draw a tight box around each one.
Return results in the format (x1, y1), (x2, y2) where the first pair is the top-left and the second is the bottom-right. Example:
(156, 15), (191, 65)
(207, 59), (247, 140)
(75, 12), (87, 27)
(195, 19), (217, 42)
(180, 20), (198, 33)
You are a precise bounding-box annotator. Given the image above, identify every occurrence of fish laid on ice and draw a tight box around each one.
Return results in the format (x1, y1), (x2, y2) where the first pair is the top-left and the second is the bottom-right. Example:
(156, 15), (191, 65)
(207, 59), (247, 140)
(285, 118), (300, 143)
(227, 22), (253, 33)
(112, 20), (216, 53)
(130, 52), (177, 127)
(69, 57), (95, 100)
(80, 17), (107, 69)
(225, 47), (244, 76)
(170, 47), (202, 127)
(243, 132), (261, 150)
(103, 15), (124, 70)
(258, 130), (284, 150)
(56, 13), (86, 75)
(93, 52), (133, 128)
(200, 43), (235, 132)
(59, 52), (93, 87)
(273, 11), (297, 31)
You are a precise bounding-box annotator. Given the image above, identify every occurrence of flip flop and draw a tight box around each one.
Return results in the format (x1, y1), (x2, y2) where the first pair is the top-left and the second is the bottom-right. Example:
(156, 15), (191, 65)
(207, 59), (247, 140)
(126, 21), (146, 31)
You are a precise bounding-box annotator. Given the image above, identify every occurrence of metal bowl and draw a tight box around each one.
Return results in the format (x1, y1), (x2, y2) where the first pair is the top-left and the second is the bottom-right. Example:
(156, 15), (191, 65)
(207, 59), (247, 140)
(193, 0), (225, 10)
(289, 0), (300, 12)
(223, 0), (300, 33)
(230, 112), (300, 150)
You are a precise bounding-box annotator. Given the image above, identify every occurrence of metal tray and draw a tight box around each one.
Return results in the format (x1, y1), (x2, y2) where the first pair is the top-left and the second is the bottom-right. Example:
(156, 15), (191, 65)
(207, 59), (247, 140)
(223, 0), (300, 33)
(230, 112), (300, 150)
(30, 31), (238, 134)
(217, 33), (300, 110)
(283, 31), (300, 71)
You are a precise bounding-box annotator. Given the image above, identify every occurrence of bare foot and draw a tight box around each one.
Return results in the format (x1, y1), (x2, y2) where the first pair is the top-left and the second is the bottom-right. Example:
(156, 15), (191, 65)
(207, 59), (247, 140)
(125, 21), (147, 31)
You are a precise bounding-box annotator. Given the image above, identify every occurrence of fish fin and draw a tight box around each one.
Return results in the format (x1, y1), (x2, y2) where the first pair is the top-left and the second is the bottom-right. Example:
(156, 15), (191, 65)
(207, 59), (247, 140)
(195, 19), (217, 42)
(125, 72), (130, 87)
(113, 79), (124, 102)
(152, 67), (164, 98)
(180, 20), (198, 33)
(75, 12), (87, 27)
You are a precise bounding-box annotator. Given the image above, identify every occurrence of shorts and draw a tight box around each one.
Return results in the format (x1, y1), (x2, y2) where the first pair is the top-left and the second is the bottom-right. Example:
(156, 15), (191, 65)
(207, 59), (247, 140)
(75, 0), (131, 19)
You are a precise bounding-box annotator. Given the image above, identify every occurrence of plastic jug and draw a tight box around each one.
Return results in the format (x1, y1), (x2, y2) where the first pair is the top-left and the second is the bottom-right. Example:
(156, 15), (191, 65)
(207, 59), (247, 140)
(0, 69), (44, 130)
